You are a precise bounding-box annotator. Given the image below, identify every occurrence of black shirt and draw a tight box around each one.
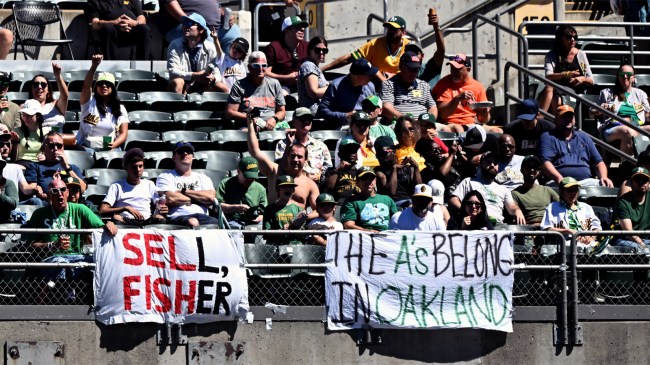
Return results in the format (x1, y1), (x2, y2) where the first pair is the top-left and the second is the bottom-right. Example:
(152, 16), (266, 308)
(86, 0), (142, 21)
(503, 118), (555, 157)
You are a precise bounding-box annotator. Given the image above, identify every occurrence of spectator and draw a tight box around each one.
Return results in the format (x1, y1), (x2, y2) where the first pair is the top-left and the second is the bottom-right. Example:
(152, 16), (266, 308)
(64, 177), (98, 213)
(417, 112), (449, 142)
(24, 132), (87, 205)
(263, 175), (304, 245)
(322, 16), (410, 81)
(248, 0), (300, 42)
(0, 28), (12, 60)
(0, 159), (18, 222)
(217, 156), (268, 229)
(476, 134), (524, 190)
(298, 36), (330, 114)
(511, 155), (559, 226)
(374, 136), (421, 207)
(78, 55), (129, 153)
(406, 11), (446, 87)
(539, 25), (593, 113)
(316, 58), (377, 129)
(380, 51), (438, 123)
(27, 63), (68, 129)
(13, 100), (47, 164)
(167, 13), (227, 94)
(306, 193), (343, 246)
(265, 16), (309, 94)
(389, 183), (446, 230)
(361, 95), (397, 142)
(540, 176), (601, 248)
(274, 107), (332, 182)
(415, 136), (463, 199)
(226, 51), (286, 130)
(333, 112), (378, 168)
(592, 64), (650, 156)
(613, 167), (650, 250)
(159, 0), (240, 48)
(449, 151), (525, 225)
(100, 148), (166, 226)
(86, 0), (151, 60)
(0, 71), (20, 132)
(0, 133), (38, 200)
(394, 115), (426, 171)
(322, 138), (361, 205)
(22, 179), (118, 302)
(247, 118), (318, 209)
(428, 178), (450, 225)
(448, 190), (494, 230)
(214, 36), (249, 92)
(503, 98), (555, 156)
(540, 105), (613, 187)
(459, 124), (498, 178)
(432, 54), (495, 134)
(156, 142), (219, 228)
(618, 150), (650, 197)
(341, 166), (398, 232)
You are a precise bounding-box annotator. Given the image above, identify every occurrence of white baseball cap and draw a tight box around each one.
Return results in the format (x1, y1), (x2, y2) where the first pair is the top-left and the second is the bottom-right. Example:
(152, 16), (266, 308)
(412, 184), (433, 199)
(427, 179), (445, 205)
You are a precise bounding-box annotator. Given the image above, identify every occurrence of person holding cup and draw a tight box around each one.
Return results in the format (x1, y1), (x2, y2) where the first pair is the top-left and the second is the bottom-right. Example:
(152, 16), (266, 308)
(77, 54), (129, 154)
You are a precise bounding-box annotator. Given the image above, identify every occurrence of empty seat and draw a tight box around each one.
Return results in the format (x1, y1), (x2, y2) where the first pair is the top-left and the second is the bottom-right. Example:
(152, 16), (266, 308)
(84, 169), (127, 185)
(243, 150), (277, 163)
(587, 74), (616, 95)
(187, 92), (230, 112)
(124, 140), (169, 152)
(244, 244), (288, 278)
(143, 151), (172, 168)
(83, 184), (109, 197)
(174, 110), (225, 132)
(128, 110), (173, 123)
(311, 130), (347, 151)
(5, 91), (28, 105)
(118, 91), (147, 112)
(284, 245), (326, 277)
(259, 130), (287, 151)
(64, 150), (94, 171)
(579, 186), (619, 207)
(64, 110), (77, 121)
(193, 169), (229, 185)
(0, 223), (23, 253)
(162, 131), (212, 150)
(209, 130), (248, 152)
(194, 150), (241, 171)
(634, 134), (650, 155)
(63, 70), (94, 92)
(173, 110), (220, 122)
(138, 91), (191, 113)
(114, 70), (160, 93)
(125, 130), (160, 144)
(94, 150), (125, 168)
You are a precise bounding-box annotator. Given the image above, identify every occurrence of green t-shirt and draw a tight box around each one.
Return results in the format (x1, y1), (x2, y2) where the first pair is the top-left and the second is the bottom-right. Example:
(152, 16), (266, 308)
(369, 123), (397, 143)
(340, 193), (398, 231)
(512, 184), (559, 224)
(23, 202), (105, 254)
(615, 191), (650, 230)
(263, 202), (303, 245)
(217, 177), (268, 222)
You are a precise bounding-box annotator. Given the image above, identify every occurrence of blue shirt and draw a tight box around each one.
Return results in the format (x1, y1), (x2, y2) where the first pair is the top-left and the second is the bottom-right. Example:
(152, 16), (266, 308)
(24, 161), (85, 192)
(539, 129), (603, 181)
(316, 75), (375, 127)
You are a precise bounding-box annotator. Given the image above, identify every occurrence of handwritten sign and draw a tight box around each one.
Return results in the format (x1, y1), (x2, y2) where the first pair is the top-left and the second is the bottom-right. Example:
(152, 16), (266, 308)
(94, 229), (249, 325)
(326, 231), (514, 332)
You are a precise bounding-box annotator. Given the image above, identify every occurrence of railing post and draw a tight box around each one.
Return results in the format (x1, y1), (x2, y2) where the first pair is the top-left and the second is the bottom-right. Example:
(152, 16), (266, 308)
(472, 17), (478, 81)
(495, 14), (501, 83)
(569, 234), (583, 345)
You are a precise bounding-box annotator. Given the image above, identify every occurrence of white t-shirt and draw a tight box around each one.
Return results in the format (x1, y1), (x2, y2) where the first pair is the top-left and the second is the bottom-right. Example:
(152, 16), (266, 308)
(102, 179), (159, 220)
(156, 169), (215, 218)
(2, 163), (26, 189)
(216, 53), (247, 90)
(306, 217), (344, 231)
(78, 95), (129, 149)
(40, 102), (65, 128)
(389, 206), (446, 231)
(452, 177), (515, 224)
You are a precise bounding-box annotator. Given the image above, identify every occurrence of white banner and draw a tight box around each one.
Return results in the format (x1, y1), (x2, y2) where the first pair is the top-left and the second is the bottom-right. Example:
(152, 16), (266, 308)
(94, 229), (249, 325)
(326, 231), (514, 332)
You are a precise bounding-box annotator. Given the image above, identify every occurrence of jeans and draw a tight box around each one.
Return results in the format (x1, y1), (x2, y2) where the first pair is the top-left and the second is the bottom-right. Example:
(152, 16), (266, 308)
(612, 238), (650, 251)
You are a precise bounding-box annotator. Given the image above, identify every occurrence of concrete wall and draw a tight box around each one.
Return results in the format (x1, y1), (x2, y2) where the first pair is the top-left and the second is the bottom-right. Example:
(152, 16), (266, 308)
(1, 320), (649, 364)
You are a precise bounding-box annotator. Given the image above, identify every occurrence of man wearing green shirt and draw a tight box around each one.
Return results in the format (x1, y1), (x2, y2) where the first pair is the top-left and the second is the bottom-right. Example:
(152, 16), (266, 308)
(341, 166), (398, 232)
(263, 175), (304, 244)
(362, 95), (397, 143)
(614, 167), (650, 250)
(217, 156), (268, 228)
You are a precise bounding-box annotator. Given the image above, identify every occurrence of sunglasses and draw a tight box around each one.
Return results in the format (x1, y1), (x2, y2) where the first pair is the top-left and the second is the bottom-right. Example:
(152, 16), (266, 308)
(618, 71), (634, 78)
(182, 20), (198, 28)
(49, 186), (68, 195)
(47, 142), (64, 150)
(250, 63), (268, 70)
(314, 47), (329, 55)
(96, 81), (112, 88)
(466, 202), (481, 207)
(500, 144), (516, 149)
(449, 55), (469, 66)
(32, 81), (48, 89)
(0, 141), (9, 148)
(565, 34), (578, 41)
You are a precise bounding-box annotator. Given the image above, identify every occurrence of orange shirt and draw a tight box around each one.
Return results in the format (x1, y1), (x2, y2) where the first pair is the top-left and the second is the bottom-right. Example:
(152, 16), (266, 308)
(431, 75), (488, 126)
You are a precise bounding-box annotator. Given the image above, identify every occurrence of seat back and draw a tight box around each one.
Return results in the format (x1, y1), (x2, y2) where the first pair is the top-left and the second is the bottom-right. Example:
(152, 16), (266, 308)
(194, 151), (241, 171)
(84, 169), (127, 185)
(64, 150), (94, 171)
(244, 244), (279, 276)
(12, 2), (73, 60)
(285, 245), (326, 277)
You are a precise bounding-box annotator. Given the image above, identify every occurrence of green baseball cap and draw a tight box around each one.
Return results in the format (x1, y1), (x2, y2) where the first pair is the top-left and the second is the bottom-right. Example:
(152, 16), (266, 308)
(417, 112), (436, 125)
(383, 15), (406, 29)
(631, 167), (650, 179)
(316, 193), (336, 205)
(559, 176), (581, 189)
(276, 174), (297, 187)
(351, 111), (371, 124)
(357, 166), (376, 179)
(238, 156), (259, 179)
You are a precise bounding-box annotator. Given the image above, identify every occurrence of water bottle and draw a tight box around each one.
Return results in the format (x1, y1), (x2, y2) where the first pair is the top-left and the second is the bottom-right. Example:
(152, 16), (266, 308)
(222, 8), (232, 30)
(155, 194), (167, 216)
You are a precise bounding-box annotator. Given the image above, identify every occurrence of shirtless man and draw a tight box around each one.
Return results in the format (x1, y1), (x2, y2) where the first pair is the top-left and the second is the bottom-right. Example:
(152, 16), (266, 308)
(247, 117), (318, 209)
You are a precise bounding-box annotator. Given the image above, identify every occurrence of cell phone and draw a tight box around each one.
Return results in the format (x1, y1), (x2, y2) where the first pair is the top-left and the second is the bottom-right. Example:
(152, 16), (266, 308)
(205, 63), (214, 73)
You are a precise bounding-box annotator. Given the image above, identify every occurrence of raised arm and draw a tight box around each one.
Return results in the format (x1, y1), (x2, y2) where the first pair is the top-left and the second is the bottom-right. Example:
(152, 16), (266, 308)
(52, 63), (68, 115)
(246, 117), (277, 177)
(80, 55), (102, 105)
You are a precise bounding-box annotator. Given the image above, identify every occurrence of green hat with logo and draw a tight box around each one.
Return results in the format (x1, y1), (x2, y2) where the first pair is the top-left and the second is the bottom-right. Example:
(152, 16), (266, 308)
(417, 112), (436, 125)
(351, 111), (371, 124)
(238, 156), (259, 179)
(316, 193), (336, 205)
(631, 167), (650, 179)
(383, 15), (406, 29)
(559, 176), (581, 189)
(276, 174), (297, 187)
(357, 166), (376, 179)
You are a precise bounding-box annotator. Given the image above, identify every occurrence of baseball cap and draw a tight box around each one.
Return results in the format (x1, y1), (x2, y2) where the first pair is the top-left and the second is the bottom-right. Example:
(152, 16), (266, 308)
(517, 99), (539, 121)
(412, 183), (433, 199)
(173, 141), (195, 154)
(350, 58), (379, 76)
(556, 105), (575, 117)
(400, 51), (422, 69)
(20, 99), (42, 116)
(351, 111), (371, 124)
(559, 176), (581, 189)
(522, 155), (542, 167)
(374, 135), (395, 152)
(463, 124), (486, 149)
(383, 15), (406, 29)
(276, 174), (297, 187)
(480, 150), (497, 163)
(0, 71), (10, 82)
(631, 167), (650, 179)
(362, 95), (382, 110)
(405, 42), (423, 54)
(427, 179), (445, 205)
(232, 37), (249, 53)
(238, 156), (259, 179)
(418, 112), (436, 125)
(357, 166), (376, 178)
(316, 193), (336, 205)
(447, 54), (471, 69)
(64, 176), (82, 188)
(338, 137), (360, 158)
(293, 107), (314, 120)
(0, 133), (11, 142)
(122, 148), (145, 166)
(96, 72), (116, 87)
(181, 13), (209, 33)
(281, 16), (308, 32)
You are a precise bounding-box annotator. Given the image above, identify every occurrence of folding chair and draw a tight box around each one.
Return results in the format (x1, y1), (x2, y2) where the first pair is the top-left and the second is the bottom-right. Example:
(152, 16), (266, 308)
(194, 150), (241, 171)
(12, 2), (74, 60)
(138, 91), (191, 113)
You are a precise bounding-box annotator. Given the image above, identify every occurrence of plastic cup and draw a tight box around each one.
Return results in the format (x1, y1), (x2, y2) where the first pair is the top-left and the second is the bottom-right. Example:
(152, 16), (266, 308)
(103, 135), (112, 149)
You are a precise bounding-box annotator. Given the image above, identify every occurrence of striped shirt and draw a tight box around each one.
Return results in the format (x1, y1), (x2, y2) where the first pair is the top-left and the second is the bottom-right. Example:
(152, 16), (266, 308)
(380, 77), (436, 117)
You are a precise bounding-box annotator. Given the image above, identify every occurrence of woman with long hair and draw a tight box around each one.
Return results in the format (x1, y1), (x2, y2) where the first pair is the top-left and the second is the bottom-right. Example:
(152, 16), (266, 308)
(13, 99), (46, 164)
(539, 25), (593, 113)
(592, 63), (650, 156)
(27, 62), (68, 129)
(298, 36), (329, 113)
(448, 190), (494, 230)
(394, 115), (425, 170)
(77, 54), (129, 152)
